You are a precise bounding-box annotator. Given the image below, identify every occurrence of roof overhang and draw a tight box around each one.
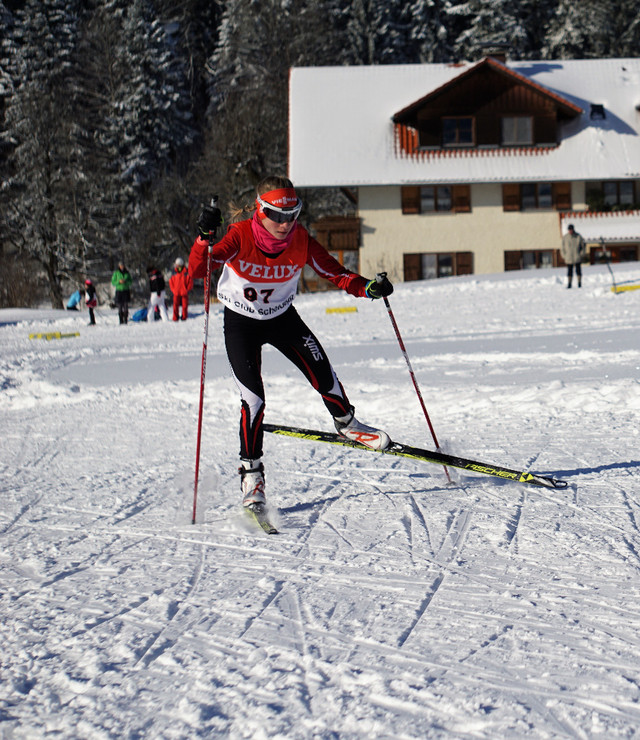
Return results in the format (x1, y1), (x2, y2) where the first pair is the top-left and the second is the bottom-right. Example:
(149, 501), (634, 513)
(560, 210), (640, 242)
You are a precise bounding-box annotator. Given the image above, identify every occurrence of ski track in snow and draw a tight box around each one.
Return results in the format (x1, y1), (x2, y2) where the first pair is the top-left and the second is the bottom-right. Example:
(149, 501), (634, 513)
(2, 265), (640, 738)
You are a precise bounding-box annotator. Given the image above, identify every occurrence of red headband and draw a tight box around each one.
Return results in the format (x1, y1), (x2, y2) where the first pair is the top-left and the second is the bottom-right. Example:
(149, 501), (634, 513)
(256, 188), (298, 218)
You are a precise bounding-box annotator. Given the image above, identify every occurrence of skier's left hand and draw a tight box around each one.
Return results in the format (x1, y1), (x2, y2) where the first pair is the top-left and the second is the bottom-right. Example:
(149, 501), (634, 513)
(365, 275), (394, 299)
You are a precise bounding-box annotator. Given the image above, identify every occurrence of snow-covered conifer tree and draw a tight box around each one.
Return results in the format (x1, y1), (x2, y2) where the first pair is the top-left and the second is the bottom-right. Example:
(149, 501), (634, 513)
(68, 0), (199, 274)
(542, 0), (617, 58)
(2, 0), (84, 307)
(451, 0), (530, 61)
(408, 0), (455, 63)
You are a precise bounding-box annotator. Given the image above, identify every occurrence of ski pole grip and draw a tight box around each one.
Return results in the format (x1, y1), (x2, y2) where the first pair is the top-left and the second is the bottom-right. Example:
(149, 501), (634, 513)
(376, 272), (387, 283)
(208, 195), (220, 246)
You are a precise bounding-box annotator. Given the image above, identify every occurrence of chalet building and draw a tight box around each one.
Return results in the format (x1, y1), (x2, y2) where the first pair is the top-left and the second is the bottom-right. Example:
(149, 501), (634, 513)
(289, 57), (640, 284)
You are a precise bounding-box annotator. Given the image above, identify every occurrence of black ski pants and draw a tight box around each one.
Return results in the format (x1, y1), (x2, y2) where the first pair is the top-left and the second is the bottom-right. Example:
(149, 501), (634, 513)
(115, 290), (130, 324)
(224, 305), (351, 460)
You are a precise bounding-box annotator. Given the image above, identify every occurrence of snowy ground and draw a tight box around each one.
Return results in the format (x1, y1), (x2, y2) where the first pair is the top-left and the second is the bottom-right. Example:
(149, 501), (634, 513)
(2, 262), (640, 739)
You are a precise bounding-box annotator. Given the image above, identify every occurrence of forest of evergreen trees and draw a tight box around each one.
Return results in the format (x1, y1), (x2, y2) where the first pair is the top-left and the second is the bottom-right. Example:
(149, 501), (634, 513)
(1, 0), (639, 307)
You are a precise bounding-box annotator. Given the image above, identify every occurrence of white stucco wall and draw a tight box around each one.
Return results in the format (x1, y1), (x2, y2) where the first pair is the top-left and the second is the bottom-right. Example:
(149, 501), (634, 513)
(357, 183), (590, 281)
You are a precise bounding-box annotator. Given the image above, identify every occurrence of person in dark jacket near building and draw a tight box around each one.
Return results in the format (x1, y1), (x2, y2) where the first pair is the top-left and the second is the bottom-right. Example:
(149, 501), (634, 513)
(146, 265), (168, 321)
(111, 261), (132, 324)
(169, 257), (194, 321)
(561, 224), (586, 288)
(84, 279), (98, 325)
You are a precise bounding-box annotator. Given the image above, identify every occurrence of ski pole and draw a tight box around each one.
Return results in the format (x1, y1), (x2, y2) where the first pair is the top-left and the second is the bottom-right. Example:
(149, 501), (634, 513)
(601, 238), (617, 292)
(192, 197), (219, 524)
(376, 272), (452, 483)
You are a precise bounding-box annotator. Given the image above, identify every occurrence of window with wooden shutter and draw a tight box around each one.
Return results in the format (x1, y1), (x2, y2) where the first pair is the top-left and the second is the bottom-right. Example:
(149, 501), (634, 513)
(404, 252), (474, 281)
(505, 249), (560, 271)
(504, 251), (522, 270)
(452, 185), (471, 212)
(442, 116), (475, 146)
(402, 184), (471, 214)
(503, 184), (521, 211)
(552, 182), (572, 211)
(455, 252), (473, 274)
(501, 116), (533, 145)
(403, 253), (422, 281)
(401, 186), (421, 214)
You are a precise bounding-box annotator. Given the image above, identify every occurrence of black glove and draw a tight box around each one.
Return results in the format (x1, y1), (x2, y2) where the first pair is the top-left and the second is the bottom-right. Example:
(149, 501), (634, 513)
(197, 206), (222, 239)
(365, 275), (394, 299)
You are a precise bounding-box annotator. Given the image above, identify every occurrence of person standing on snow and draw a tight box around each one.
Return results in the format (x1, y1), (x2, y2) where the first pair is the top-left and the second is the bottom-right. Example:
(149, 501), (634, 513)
(169, 257), (194, 321)
(561, 224), (586, 289)
(111, 261), (132, 324)
(146, 265), (169, 321)
(84, 279), (98, 325)
(189, 175), (394, 510)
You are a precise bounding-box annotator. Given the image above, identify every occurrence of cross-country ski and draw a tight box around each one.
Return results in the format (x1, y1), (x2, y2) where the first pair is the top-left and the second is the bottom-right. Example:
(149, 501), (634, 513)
(243, 502), (278, 534)
(263, 423), (568, 490)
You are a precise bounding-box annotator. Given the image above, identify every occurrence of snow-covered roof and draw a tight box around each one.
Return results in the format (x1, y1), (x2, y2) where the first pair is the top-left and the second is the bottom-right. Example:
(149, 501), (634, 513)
(289, 58), (640, 187)
(560, 210), (640, 242)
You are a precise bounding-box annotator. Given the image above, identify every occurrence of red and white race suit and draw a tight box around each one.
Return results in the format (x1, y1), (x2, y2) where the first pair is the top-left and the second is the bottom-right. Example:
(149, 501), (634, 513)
(188, 220), (369, 316)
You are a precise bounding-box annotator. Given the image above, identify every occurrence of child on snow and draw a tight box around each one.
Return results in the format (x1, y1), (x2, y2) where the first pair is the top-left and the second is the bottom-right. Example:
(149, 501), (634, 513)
(146, 265), (169, 321)
(169, 257), (194, 321)
(84, 279), (97, 325)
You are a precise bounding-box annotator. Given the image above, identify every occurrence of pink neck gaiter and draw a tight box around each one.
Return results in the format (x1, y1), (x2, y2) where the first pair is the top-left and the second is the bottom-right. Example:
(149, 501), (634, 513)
(251, 210), (297, 255)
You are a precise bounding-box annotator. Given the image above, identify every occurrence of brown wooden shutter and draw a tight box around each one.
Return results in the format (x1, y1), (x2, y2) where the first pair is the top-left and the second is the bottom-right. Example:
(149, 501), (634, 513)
(401, 186), (421, 214)
(502, 184), (521, 211)
(504, 251), (522, 270)
(455, 252), (473, 275)
(403, 253), (421, 281)
(452, 185), (471, 213)
(553, 182), (572, 211)
(311, 216), (360, 250)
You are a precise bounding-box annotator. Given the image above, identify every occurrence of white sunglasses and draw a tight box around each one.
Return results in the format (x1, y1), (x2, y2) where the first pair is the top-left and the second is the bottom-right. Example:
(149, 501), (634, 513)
(257, 195), (303, 223)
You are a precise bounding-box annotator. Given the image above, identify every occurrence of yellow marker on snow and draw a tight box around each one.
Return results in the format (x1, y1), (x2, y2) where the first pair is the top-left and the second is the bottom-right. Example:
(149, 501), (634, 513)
(325, 306), (358, 314)
(29, 331), (80, 340)
(611, 284), (640, 294)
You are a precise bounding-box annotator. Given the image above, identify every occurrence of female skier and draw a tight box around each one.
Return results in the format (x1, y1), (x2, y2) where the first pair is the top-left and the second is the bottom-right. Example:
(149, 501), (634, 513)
(189, 175), (393, 508)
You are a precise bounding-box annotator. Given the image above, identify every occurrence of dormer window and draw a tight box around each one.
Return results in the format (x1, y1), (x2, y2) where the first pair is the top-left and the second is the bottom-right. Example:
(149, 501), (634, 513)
(442, 117), (474, 146)
(502, 116), (533, 145)
(393, 57), (582, 156)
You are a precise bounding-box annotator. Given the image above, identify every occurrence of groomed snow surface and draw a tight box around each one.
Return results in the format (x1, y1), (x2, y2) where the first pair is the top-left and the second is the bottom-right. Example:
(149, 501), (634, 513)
(2, 263), (640, 739)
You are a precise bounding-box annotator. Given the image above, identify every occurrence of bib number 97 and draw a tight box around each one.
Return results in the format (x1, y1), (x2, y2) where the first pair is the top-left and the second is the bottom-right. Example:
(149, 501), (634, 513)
(244, 286), (275, 304)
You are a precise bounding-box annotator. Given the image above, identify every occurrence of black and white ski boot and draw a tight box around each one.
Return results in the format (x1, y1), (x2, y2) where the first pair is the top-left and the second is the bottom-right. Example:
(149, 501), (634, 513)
(240, 460), (266, 508)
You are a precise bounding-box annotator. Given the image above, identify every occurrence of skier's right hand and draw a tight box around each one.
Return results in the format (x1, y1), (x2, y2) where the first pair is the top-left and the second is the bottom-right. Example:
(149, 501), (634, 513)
(197, 206), (222, 239)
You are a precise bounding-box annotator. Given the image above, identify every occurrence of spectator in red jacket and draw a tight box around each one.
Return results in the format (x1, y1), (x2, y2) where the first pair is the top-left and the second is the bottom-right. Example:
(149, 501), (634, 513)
(169, 257), (194, 321)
